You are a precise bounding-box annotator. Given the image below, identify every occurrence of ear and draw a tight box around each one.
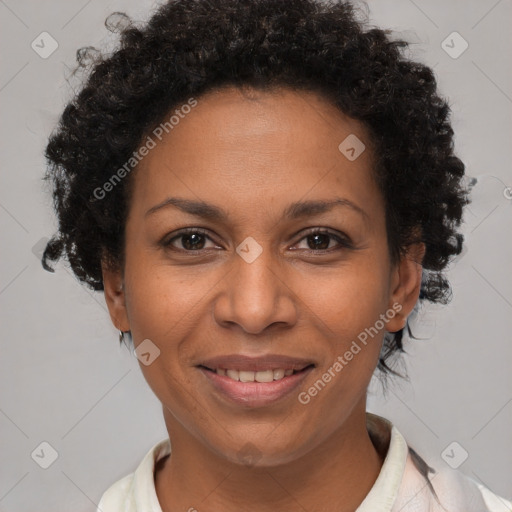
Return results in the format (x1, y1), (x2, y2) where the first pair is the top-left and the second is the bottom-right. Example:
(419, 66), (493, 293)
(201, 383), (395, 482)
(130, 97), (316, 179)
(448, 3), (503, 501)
(385, 242), (426, 333)
(101, 258), (130, 332)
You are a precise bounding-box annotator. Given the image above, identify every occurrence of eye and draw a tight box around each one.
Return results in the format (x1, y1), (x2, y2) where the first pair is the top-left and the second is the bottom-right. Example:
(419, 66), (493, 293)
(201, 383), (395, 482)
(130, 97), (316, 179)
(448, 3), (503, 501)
(164, 228), (219, 251)
(293, 228), (353, 252)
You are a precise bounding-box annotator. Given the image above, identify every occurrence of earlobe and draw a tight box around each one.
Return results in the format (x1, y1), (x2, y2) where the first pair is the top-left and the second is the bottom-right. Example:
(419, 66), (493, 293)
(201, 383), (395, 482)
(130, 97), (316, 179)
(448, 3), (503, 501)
(101, 259), (130, 332)
(386, 242), (426, 333)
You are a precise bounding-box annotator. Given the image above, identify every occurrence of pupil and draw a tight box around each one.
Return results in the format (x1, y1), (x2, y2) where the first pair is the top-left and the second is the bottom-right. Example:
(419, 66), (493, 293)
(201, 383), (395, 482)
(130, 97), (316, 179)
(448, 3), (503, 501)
(183, 233), (204, 250)
(309, 234), (329, 250)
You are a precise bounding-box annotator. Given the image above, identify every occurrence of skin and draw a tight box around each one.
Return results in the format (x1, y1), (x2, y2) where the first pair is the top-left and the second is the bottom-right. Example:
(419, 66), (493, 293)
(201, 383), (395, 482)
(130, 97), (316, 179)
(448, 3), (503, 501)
(102, 86), (425, 512)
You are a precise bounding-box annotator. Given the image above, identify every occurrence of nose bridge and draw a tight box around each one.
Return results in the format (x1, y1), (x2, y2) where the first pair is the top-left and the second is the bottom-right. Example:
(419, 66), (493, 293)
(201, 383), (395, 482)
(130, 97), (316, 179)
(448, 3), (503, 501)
(215, 235), (296, 334)
(235, 235), (281, 311)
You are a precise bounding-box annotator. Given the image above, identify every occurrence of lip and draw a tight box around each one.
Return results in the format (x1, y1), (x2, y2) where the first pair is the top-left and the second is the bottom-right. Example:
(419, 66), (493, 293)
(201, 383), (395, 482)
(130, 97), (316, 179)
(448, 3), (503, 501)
(197, 354), (315, 372)
(198, 364), (315, 408)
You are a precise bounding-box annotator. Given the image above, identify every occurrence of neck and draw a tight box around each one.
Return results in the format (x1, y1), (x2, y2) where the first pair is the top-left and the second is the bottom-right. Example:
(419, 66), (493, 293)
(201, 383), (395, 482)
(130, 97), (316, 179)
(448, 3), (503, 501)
(155, 404), (385, 512)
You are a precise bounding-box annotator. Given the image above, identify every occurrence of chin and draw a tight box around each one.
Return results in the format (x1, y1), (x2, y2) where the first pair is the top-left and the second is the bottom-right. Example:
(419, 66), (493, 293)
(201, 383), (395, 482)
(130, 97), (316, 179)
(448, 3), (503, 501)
(210, 433), (311, 468)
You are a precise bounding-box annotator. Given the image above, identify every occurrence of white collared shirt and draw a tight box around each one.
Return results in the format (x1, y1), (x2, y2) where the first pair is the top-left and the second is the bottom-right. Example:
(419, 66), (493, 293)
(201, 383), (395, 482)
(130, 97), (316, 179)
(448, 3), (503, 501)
(97, 414), (512, 512)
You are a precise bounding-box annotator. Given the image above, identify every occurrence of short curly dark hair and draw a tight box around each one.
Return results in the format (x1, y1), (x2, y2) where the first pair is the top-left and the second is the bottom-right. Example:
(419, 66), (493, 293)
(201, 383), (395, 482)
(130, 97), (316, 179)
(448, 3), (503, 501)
(41, 0), (469, 377)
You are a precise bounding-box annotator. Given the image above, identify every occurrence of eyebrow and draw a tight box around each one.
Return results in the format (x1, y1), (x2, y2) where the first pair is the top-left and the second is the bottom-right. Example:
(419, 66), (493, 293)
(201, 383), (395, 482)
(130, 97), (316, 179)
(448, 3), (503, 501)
(145, 196), (370, 223)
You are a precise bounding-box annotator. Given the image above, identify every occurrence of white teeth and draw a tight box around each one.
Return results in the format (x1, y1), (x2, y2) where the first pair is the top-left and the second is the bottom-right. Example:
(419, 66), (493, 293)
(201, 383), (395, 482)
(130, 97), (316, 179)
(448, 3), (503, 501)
(273, 369), (285, 380)
(255, 370), (274, 382)
(215, 368), (297, 382)
(239, 370), (255, 382)
(226, 369), (239, 380)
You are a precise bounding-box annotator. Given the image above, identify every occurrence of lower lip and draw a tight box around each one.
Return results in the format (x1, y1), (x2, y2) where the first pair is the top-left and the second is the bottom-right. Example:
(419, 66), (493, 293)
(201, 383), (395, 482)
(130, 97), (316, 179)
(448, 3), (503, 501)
(198, 366), (314, 408)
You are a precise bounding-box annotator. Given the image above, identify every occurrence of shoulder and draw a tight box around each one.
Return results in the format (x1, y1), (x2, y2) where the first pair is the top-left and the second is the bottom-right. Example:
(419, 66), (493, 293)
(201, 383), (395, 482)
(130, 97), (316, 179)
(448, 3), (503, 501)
(365, 414), (512, 512)
(431, 465), (511, 512)
(394, 443), (512, 512)
(96, 438), (171, 512)
(96, 472), (136, 512)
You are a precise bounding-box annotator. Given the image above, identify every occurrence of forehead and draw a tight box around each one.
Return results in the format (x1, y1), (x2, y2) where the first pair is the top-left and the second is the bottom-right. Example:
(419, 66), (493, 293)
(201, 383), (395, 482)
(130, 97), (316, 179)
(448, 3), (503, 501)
(129, 86), (382, 223)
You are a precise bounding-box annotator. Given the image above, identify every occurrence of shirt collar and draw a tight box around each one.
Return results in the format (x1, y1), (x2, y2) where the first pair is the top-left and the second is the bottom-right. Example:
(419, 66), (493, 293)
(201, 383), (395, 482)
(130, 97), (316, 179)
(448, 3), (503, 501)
(132, 437), (170, 511)
(356, 413), (409, 511)
(130, 413), (407, 512)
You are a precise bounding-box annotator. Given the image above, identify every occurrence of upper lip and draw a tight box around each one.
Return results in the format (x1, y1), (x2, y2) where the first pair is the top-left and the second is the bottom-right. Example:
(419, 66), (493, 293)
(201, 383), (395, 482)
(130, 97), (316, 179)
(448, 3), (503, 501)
(197, 354), (316, 372)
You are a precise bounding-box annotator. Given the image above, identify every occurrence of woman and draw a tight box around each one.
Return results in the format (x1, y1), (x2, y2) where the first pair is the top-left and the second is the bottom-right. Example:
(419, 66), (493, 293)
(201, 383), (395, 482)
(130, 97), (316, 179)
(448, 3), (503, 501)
(41, 0), (511, 510)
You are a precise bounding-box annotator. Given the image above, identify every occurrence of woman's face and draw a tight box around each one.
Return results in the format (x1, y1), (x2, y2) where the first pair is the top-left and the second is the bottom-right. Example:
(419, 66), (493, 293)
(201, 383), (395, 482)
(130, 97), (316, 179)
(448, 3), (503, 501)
(103, 86), (422, 466)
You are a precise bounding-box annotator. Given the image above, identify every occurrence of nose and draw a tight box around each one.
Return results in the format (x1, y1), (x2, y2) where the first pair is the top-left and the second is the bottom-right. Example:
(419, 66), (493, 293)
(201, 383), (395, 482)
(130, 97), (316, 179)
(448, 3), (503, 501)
(213, 239), (298, 335)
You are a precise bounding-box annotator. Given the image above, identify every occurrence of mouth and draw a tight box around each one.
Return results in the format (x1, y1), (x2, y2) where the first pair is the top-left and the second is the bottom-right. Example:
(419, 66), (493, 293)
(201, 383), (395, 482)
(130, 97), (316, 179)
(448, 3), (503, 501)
(197, 364), (315, 407)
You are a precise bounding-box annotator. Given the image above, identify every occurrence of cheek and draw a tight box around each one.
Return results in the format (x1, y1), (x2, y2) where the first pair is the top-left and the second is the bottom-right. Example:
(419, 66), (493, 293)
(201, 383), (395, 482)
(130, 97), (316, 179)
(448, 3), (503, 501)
(302, 258), (391, 334)
(123, 254), (209, 341)
(124, 237), (391, 350)
(294, 270), (389, 416)
(122, 263), (203, 412)
(123, 231), (390, 366)
(298, 260), (391, 395)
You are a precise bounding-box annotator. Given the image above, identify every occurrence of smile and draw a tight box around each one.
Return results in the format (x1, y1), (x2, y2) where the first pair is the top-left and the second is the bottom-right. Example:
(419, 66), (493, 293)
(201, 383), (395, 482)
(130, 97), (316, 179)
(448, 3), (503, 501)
(198, 364), (315, 407)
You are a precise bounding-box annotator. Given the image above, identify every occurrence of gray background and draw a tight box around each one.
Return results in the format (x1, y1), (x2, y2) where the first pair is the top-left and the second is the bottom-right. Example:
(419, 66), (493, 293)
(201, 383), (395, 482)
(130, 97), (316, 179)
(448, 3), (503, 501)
(0, 0), (511, 510)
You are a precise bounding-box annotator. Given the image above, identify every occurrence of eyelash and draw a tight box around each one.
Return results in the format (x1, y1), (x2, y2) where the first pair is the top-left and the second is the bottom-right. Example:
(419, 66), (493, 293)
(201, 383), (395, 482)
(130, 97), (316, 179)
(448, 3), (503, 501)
(162, 227), (354, 254)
